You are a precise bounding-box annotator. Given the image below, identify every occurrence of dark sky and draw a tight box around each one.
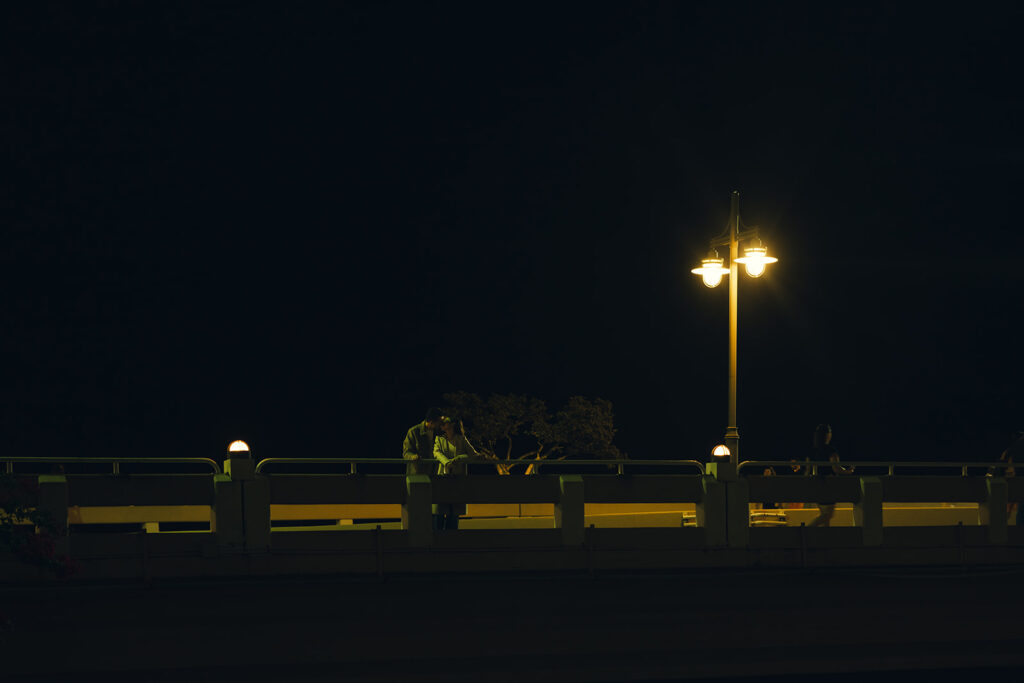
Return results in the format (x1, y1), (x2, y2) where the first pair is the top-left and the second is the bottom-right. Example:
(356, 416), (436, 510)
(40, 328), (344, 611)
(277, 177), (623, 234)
(5, 2), (1023, 464)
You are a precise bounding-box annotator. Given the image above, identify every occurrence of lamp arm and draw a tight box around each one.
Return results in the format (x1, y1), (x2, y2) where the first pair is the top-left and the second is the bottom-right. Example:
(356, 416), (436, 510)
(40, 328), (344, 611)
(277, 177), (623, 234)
(709, 226), (761, 249)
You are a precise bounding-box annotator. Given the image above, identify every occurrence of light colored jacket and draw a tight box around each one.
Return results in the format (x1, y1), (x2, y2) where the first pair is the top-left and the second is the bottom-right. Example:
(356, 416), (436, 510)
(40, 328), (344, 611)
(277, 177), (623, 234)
(433, 433), (479, 476)
(402, 421), (435, 476)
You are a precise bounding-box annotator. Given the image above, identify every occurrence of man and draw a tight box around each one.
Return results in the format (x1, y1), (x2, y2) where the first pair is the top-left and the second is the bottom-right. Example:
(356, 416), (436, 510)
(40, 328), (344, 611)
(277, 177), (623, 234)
(402, 407), (444, 476)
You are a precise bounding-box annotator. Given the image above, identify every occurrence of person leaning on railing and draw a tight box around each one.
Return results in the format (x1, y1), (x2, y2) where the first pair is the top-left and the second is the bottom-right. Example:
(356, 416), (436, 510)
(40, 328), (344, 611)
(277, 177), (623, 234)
(807, 423), (854, 528)
(431, 416), (478, 530)
(402, 407), (444, 476)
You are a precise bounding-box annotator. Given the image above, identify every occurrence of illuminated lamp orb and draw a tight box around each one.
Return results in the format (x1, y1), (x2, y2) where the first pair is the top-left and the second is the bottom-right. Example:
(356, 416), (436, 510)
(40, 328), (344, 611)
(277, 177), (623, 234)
(228, 440), (250, 455)
(691, 256), (729, 288)
(734, 243), (778, 278)
(711, 444), (731, 460)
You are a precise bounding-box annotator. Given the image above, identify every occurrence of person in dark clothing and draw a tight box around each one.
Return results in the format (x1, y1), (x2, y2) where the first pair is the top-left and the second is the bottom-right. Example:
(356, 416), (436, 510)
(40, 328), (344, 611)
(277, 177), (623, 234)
(999, 431), (1023, 524)
(808, 423), (853, 527)
(402, 407), (444, 476)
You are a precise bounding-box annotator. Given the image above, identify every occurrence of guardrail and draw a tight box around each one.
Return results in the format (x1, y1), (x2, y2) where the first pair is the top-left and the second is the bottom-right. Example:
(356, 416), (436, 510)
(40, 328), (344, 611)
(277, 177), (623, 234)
(6, 455), (1024, 582)
(2, 457), (222, 475)
(738, 460), (1018, 477)
(254, 457), (706, 475)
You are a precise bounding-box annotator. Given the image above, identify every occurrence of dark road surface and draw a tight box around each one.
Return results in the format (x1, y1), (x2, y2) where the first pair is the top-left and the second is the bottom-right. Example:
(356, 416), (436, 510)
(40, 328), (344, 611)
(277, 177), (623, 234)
(3, 566), (1024, 681)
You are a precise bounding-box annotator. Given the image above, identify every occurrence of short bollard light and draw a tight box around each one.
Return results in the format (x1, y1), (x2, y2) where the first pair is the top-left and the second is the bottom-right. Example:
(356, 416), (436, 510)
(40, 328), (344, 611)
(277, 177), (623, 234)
(708, 444), (737, 480)
(228, 440), (251, 456)
(225, 439), (254, 479)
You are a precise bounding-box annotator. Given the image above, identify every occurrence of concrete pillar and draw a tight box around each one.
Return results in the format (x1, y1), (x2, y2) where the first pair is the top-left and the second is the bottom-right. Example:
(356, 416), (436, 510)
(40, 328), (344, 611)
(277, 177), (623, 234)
(853, 477), (883, 546)
(242, 477), (270, 551)
(402, 475), (432, 547)
(725, 479), (749, 548)
(222, 453), (270, 551)
(212, 474), (243, 550)
(696, 475), (727, 547)
(554, 475), (584, 546)
(36, 475), (68, 536)
(980, 477), (1008, 545)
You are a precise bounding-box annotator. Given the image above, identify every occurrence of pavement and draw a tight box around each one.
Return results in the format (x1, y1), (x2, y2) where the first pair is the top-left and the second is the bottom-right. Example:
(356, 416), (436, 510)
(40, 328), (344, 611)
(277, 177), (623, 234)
(3, 565), (1024, 681)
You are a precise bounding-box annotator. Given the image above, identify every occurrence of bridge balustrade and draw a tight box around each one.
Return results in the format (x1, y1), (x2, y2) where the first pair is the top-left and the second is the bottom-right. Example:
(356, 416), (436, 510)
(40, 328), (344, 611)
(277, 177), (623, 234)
(3, 456), (1021, 567)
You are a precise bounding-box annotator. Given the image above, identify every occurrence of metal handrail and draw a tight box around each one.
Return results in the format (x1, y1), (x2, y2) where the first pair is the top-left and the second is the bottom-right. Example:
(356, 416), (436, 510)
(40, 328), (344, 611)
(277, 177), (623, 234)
(738, 460), (1018, 477)
(255, 457), (705, 475)
(1, 457), (222, 476)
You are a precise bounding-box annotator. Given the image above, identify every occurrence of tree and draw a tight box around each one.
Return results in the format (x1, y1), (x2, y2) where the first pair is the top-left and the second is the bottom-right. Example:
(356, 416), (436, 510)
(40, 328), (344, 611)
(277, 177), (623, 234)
(441, 392), (625, 474)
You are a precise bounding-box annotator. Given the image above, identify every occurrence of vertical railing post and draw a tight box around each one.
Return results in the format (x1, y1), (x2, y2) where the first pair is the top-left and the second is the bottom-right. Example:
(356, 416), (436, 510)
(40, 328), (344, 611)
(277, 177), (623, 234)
(696, 475), (727, 547)
(726, 477), (750, 548)
(980, 477), (1008, 545)
(853, 477), (883, 546)
(554, 475), (584, 546)
(37, 475), (68, 537)
(222, 451), (270, 552)
(402, 475), (433, 547)
(212, 473), (243, 551)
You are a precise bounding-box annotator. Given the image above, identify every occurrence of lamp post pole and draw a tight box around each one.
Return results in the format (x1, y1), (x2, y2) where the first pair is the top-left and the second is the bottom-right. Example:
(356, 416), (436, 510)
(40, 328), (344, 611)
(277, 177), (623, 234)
(691, 191), (777, 468)
(725, 191), (740, 464)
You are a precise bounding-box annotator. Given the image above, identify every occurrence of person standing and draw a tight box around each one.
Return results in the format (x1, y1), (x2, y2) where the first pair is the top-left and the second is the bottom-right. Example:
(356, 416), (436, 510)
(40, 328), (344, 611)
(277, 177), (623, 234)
(808, 423), (853, 527)
(402, 407), (444, 476)
(431, 416), (479, 530)
(999, 431), (1024, 524)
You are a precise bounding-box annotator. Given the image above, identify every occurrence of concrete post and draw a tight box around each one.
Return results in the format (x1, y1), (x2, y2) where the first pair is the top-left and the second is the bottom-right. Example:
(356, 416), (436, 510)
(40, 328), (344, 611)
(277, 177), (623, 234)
(853, 477), (883, 546)
(402, 475), (432, 547)
(980, 477), (1008, 544)
(725, 478), (749, 548)
(554, 475), (584, 546)
(224, 454), (270, 551)
(242, 477), (270, 552)
(696, 475), (727, 546)
(212, 474), (243, 550)
(36, 475), (68, 536)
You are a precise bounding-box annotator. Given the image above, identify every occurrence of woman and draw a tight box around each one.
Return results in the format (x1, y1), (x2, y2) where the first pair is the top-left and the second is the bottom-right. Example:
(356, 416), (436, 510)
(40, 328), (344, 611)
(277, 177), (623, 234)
(808, 423), (853, 527)
(431, 417), (479, 530)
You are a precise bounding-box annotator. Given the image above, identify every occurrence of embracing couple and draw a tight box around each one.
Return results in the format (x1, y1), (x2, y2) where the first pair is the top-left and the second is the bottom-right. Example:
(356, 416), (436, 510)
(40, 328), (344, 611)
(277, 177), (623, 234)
(401, 407), (482, 529)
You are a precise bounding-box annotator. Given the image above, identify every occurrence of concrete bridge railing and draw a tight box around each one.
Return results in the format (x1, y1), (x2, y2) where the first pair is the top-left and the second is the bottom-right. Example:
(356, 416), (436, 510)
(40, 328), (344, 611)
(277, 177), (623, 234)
(5, 455), (1022, 554)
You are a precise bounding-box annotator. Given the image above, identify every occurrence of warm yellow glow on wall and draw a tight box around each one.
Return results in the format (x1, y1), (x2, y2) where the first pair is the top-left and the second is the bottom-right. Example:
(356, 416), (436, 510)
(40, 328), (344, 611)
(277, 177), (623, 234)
(228, 440), (250, 453)
(691, 257), (729, 288)
(734, 245), (777, 278)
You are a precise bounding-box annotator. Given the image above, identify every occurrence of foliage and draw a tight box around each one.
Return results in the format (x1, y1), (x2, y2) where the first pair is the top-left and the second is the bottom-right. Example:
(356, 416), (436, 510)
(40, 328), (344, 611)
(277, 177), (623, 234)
(0, 473), (77, 578)
(441, 392), (624, 473)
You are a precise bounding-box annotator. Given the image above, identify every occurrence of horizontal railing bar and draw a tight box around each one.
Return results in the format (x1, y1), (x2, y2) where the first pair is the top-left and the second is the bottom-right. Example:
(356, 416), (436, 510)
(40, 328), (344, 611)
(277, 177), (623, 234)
(739, 460), (1017, 477)
(255, 458), (705, 475)
(1, 457), (222, 475)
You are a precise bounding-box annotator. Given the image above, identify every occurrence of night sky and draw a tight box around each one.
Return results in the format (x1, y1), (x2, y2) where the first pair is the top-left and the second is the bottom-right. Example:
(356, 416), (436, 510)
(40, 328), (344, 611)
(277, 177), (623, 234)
(6, 2), (1023, 465)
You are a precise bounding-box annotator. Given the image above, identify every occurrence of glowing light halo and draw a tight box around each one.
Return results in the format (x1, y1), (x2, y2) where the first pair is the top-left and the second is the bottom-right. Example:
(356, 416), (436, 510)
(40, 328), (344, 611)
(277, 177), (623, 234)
(228, 440), (250, 453)
(691, 257), (729, 288)
(734, 245), (777, 278)
(711, 444), (731, 459)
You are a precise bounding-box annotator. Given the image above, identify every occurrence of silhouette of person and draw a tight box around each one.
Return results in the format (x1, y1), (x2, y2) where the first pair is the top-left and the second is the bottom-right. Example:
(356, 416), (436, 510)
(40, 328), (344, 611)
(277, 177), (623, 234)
(432, 416), (479, 530)
(808, 423), (853, 527)
(999, 431), (1023, 523)
(402, 407), (444, 476)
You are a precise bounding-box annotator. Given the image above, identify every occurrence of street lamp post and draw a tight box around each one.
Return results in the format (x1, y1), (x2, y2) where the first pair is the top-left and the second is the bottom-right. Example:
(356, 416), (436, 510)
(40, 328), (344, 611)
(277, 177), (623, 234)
(691, 191), (777, 466)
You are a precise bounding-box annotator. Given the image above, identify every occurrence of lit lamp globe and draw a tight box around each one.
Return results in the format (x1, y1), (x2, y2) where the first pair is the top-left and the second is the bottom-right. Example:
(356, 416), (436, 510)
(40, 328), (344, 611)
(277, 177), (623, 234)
(691, 256), (729, 288)
(734, 243), (778, 278)
(228, 440), (251, 457)
(711, 444), (731, 460)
